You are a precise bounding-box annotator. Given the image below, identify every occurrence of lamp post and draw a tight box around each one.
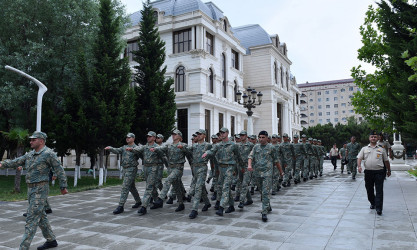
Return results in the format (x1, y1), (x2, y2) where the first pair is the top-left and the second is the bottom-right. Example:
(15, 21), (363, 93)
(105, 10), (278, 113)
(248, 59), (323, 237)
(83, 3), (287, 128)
(235, 86), (263, 135)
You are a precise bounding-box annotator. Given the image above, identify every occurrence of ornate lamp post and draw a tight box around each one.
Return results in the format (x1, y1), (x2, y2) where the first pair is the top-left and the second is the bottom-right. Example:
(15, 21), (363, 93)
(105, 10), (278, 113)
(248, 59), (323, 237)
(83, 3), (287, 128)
(235, 86), (263, 135)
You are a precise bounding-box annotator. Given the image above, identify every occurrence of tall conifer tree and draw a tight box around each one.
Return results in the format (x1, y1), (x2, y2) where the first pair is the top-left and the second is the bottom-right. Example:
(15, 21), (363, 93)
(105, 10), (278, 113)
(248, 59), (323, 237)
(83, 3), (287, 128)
(132, 0), (176, 144)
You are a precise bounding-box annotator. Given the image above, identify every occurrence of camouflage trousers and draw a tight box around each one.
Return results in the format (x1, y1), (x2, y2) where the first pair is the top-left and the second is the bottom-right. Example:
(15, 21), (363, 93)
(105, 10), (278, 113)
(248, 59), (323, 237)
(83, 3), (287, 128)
(319, 156), (324, 174)
(191, 165), (211, 210)
(119, 167), (141, 206)
(239, 165), (253, 203)
(168, 180), (186, 200)
(210, 165), (219, 192)
(235, 166), (243, 195)
(217, 166), (235, 208)
(282, 159), (294, 183)
(158, 166), (184, 204)
(142, 165), (159, 207)
(156, 165), (164, 190)
(303, 156), (311, 179)
(348, 158), (358, 177)
(20, 183), (55, 250)
(188, 166), (197, 197)
(253, 173), (272, 215)
(310, 157), (318, 177)
(271, 163), (280, 192)
(294, 156), (304, 182)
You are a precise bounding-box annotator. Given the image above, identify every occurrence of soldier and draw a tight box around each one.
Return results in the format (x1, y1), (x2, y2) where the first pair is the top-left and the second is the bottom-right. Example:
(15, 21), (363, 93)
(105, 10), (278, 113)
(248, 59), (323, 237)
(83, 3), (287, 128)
(312, 139), (319, 178)
(249, 135), (257, 144)
(105, 133), (141, 214)
(186, 129), (212, 219)
(270, 134), (281, 194)
(127, 131), (166, 216)
(0, 131), (68, 250)
(279, 133), (295, 187)
(152, 129), (188, 212)
(317, 140), (325, 176)
(237, 130), (255, 208)
(202, 127), (242, 216)
(377, 132), (392, 177)
(208, 134), (219, 200)
(155, 134), (165, 191)
(185, 133), (199, 202)
(346, 136), (361, 179)
(292, 134), (306, 184)
(248, 130), (283, 222)
(339, 142), (348, 174)
(305, 138), (314, 180)
(232, 134), (241, 194)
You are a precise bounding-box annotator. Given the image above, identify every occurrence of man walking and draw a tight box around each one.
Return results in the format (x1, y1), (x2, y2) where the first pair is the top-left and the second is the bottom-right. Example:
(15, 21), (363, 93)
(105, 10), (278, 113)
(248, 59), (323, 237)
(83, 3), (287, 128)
(0, 131), (68, 250)
(237, 130), (254, 208)
(105, 133), (141, 214)
(357, 131), (391, 215)
(330, 143), (339, 170)
(346, 136), (361, 179)
(339, 143), (348, 174)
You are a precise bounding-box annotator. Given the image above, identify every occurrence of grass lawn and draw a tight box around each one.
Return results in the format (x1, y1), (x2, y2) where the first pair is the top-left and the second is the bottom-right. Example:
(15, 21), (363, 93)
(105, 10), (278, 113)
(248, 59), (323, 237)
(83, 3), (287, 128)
(0, 175), (126, 202)
(408, 168), (417, 177)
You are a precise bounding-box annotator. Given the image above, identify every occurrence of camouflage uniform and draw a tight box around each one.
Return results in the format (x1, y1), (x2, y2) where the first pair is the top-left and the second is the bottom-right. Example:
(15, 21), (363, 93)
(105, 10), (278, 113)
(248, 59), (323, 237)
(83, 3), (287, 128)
(278, 139), (295, 185)
(1, 146), (67, 250)
(131, 143), (165, 208)
(205, 139), (241, 209)
(339, 147), (347, 172)
(293, 138), (306, 183)
(249, 143), (279, 215)
(318, 141), (325, 175)
(156, 141), (189, 206)
(238, 139), (254, 204)
(347, 141), (361, 178)
(311, 140), (319, 177)
(270, 141), (281, 193)
(304, 139), (314, 179)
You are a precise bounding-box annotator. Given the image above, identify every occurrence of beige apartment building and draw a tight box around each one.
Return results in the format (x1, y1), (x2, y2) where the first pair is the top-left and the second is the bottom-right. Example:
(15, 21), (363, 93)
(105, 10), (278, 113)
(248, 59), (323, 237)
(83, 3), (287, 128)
(298, 78), (363, 128)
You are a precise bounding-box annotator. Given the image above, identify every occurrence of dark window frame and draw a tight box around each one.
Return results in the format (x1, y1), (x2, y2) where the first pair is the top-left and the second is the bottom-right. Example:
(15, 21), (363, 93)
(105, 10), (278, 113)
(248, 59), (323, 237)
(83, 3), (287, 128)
(173, 28), (192, 54)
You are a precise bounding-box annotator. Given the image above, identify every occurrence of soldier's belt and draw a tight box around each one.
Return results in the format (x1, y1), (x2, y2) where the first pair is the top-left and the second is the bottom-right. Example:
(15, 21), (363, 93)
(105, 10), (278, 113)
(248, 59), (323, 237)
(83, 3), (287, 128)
(219, 164), (234, 168)
(143, 163), (159, 167)
(27, 181), (49, 188)
(192, 163), (207, 167)
(168, 163), (184, 168)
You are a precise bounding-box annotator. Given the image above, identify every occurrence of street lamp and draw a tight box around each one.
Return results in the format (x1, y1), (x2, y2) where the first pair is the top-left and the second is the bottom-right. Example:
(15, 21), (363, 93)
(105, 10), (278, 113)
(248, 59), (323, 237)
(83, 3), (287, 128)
(235, 86), (263, 135)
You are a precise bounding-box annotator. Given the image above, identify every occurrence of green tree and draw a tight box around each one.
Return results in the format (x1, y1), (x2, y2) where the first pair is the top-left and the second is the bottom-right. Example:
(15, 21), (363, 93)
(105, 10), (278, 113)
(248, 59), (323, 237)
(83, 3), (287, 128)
(351, 0), (417, 138)
(131, 0), (176, 144)
(85, 0), (135, 172)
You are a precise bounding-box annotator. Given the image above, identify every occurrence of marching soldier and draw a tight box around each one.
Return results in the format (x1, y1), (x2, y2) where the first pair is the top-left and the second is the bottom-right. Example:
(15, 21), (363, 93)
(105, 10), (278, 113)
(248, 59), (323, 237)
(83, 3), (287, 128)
(317, 140), (325, 176)
(279, 133), (295, 187)
(237, 130), (255, 209)
(339, 142), (348, 174)
(292, 135), (305, 184)
(105, 133), (141, 215)
(270, 134), (281, 194)
(305, 138), (314, 180)
(346, 136), (361, 179)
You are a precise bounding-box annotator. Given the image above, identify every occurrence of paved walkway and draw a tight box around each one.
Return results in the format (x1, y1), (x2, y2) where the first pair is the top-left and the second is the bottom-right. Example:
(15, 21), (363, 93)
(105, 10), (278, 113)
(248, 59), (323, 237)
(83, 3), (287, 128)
(1, 161), (416, 250)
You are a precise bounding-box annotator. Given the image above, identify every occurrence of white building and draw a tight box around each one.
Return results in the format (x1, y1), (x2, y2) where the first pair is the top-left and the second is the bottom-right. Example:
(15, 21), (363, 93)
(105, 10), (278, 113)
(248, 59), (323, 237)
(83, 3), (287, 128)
(298, 78), (363, 128)
(124, 0), (302, 143)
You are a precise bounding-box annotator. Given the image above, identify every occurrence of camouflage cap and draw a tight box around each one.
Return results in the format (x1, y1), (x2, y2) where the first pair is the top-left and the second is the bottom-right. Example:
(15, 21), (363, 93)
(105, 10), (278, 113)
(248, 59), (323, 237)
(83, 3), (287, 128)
(282, 133), (289, 137)
(171, 129), (183, 137)
(147, 131), (156, 137)
(196, 129), (206, 135)
(156, 134), (164, 139)
(29, 131), (47, 140)
(192, 133), (197, 137)
(318, 139), (322, 142)
(308, 137), (313, 141)
(211, 134), (218, 139)
(126, 133), (135, 138)
(235, 134), (241, 139)
(249, 135), (257, 140)
(301, 134), (307, 138)
(271, 134), (278, 138)
(313, 139), (318, 142)
(239, 130), (248, 135)
(219, 127), (229, 133)
(293, 134), (299, 138)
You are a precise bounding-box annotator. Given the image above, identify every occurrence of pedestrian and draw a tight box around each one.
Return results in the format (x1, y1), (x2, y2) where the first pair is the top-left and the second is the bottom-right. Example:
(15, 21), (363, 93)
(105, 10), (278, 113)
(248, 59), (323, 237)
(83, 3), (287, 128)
(248, 130), (283, 222)
(270, 134), (281, 194)
(105, 133), (142, 214)
(357, 131), (391, 215)
(0, 131), (68, 250)
(318, 140), (325, 176)
(339, 143), (348, 174)
(237, 130), (255, 208)
(346, 136), (361, 179)
(278, 133), (295, 187)
(330, 143), (339, 170)
(202, 127), (242, 216)
(292, 134), (306, 183)
(155, 134), (166, 191)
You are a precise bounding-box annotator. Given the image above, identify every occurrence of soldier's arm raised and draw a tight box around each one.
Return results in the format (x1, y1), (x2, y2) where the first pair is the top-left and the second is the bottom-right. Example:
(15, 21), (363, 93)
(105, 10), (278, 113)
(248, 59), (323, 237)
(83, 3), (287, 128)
(0, 155), (27, 169)
(106, 146), (123, 154)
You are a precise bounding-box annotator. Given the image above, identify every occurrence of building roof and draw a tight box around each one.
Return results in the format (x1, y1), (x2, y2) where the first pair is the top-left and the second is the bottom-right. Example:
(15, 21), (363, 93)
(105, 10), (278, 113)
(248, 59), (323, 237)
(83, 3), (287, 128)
(232, 24), (272, 54)
(297, 78), (354, 88)
(128, 0), (224, 26)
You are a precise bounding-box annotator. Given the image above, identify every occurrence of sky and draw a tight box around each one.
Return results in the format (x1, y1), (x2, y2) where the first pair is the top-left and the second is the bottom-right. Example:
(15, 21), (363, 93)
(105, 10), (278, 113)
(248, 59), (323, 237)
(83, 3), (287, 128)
(120, 0), (377, 84)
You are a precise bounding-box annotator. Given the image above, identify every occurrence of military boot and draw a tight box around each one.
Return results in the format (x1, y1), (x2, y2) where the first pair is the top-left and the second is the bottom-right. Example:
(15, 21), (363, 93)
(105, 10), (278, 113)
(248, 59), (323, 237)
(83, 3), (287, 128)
(137, 206), (147, 216)
(234, 195), (240, 202)
(262, 214), (268, 222)
(250, 187), (255, 195)
(37, 240), (58, 250)
(210, 192), (217, 201)
(214, 200), (220, 210)
(216, 206), (224, 216)
(189, 210), (198, 219)
(244, 200), (253, 206)
(175, 203), (185, 212)
(225, 206), (235, 213)
(150, 198), (163, 209)
(132, 201), (142, 208)
(45, 208), (52, 214)
(202, 203), (211, 211)
(238, 202), (244, 208)
(166, 197), (174, 204)
(113, 206), (124, 214)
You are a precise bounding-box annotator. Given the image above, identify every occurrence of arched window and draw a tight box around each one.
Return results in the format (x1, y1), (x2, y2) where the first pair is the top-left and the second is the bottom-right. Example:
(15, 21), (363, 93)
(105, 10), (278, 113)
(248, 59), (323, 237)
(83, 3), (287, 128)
(223, 20), (227, 32)
(209, 68), (214, 93)
(280, 66), (284, 88)
(222, 53), (226, 98)
(234, 80), (238, 102)
(175, 66), (185, 92)
(274, 62), (278, 84)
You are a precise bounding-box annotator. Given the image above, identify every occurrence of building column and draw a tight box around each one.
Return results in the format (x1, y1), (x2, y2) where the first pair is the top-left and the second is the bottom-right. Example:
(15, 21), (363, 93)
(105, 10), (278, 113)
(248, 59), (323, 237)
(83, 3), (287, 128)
(283, 102), (290, 135)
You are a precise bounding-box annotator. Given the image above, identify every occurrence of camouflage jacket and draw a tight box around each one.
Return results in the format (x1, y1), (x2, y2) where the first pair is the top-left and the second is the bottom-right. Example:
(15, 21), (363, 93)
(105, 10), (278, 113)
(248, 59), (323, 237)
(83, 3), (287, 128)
(249, 144), (279, 176)
(319, 145), (326, 156)
(155, 142), (189, 165)
(239, 141), (254, 165)
(132, 143), (165, 165)
(347, 142), (361, 159)
(205, 140), (241, 165)
(1, 146), (67, 188)
(304, 142), (314, 156)
(186, 142), (212, 165)
(293, 142), (306, 157)
(278, 141), (295, 163)
(107, 144), (140, 168)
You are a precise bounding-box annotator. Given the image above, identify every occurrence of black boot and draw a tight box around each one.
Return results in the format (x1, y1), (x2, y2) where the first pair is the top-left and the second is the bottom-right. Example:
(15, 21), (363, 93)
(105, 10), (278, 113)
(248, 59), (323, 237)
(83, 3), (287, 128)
(202, 203), (211, 211)
(37, 240), (58, 250)
(214, 200), (220, 210)
(244, 200), (253, 206)
(250, 187), (254, 195)
(216, 206), (224, 216)
(189, 210), (198, 219)
(45, 209), (52, 214)
(231, 185), (236, 191)
(150, 198), (163, 209)
(137, 206), (147, 216)
(271, 191), (276, 195)
(132, 201), (142, 208)
(211, 192), (217, 201)
(303, 177), (307, 182)
(238, 202), (244, 208)
(113, 206), (124, 214)
(210, 186), (214, 192)
(225, 206), (235, 213)
(175, 203), (185, 212)
(186, 195), (192, 202)
(262, 214), (268, 222)
(234, 195), (240, 202)
(166, 197), (174, 204)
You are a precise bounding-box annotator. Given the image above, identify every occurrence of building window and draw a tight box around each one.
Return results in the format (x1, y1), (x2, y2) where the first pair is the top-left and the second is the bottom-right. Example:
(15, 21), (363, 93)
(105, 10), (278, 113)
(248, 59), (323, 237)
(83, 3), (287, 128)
(326, 112), (330, 115)
(173, 28), (192, 54)
(317, 91), (321, 95)
(341, 96), (344, 99)
(310, 106), (314, 109)
(333, 90), (337, 94)
(310, 120), (314, 123)
(341, 88), (345, 92)
(325, 90), (329, 94)
(223, 20), (227, 32)
(349, 87), (354, 91)
(222, 53), (227, 98)
(318, 105), (322, 109)
(125, 40), (139, 62)
(175, 66), (186, 92)
(309, 99), (313, 102)
(274, 62), (278, 84)
(334, 97), (338, 101)
(326, 119), (330, 123)
(319, 119), (323, 123)
(318, 112), (322, 116)
(318, 98), (321, 102)
(350, 110), (354, 113)
(334, 104), (338, 108)
(342, 110), (346, 114)
(219, 113), (224, 129)
(234, 81), (238, 102)
(326, 105), (330, 108)
(153, 11), (158, 24)
(231, 116), (235, 136)
(349, 95), (353, 99)
(231, 50), (239, 70)
(286, 72), (289, 90)
(326, 98), (329, 101)
(205, 110), (211, 142)
(177, 109), (188, 143)
(206, 32), (214, 55)
(310, 113), (314, 116)
(209, 68), (214, 93)
(335, 111), (339, 115)
(280, 67), (284, 88)
(341, 103), (346, 107)
(296, 94), (299, 105)
(335, 118), (339, 122)
(359, 117), (363, 121)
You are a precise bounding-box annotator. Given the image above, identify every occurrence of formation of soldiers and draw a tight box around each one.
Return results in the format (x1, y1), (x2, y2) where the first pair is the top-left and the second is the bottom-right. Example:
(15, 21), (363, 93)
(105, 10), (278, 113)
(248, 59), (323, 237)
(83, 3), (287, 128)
(107, 128), (328, 222)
